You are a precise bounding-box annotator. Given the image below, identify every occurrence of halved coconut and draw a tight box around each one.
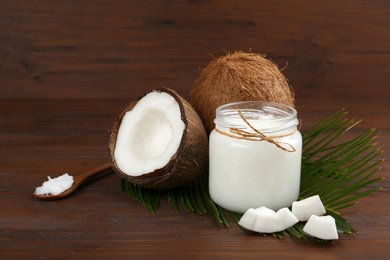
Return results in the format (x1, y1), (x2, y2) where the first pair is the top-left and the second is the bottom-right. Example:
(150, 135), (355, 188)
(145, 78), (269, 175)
(108, 87), (208, 190)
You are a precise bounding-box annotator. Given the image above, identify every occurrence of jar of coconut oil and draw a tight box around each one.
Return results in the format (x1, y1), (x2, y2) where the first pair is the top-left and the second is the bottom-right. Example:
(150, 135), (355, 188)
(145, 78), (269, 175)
(209, 101), (302, 213)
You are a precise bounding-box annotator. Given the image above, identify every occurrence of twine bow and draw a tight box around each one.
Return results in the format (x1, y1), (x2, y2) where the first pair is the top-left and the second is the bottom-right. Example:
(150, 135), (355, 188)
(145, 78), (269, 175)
(215, 109), (297, 152)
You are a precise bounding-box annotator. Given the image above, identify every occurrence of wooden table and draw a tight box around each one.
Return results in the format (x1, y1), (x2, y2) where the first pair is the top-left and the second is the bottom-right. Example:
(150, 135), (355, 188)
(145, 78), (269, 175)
(1, 1), (389, 258)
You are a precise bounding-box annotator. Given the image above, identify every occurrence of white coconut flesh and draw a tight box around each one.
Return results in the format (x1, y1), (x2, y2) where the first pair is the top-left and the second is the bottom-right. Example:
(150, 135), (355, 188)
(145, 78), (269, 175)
(114, 91), (185, 176)
(303, 215), (339, 240)
(238, 206), (299, 233)
(292, 195), (326, 221)
(238, 196), (340, 239)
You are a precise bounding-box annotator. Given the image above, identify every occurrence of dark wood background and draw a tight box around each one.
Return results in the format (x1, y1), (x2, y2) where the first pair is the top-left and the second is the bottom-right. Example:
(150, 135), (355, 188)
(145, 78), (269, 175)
(1, 0), (389, 258)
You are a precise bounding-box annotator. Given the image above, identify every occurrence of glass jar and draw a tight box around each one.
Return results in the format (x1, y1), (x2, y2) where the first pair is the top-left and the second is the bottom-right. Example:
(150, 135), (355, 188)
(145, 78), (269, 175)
(209, 101), (302, 213)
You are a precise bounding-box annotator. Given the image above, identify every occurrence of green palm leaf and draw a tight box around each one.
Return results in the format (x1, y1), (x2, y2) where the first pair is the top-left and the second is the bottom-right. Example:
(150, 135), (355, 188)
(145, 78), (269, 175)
(120, 110), (383, 241)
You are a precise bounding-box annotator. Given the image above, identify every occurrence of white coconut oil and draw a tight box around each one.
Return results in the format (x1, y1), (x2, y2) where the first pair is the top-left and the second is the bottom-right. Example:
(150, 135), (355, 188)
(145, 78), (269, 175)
(35, 173), (74, 196)
(209, 101), (302, 213)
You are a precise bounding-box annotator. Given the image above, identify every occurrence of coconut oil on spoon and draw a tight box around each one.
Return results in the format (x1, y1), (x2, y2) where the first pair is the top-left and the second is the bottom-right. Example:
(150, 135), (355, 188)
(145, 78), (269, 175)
(34, 162), (112, 201)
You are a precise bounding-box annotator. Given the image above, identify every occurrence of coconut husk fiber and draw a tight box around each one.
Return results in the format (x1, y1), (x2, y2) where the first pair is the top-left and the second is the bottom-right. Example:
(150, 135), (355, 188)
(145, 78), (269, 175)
(190, 51), (295, 134)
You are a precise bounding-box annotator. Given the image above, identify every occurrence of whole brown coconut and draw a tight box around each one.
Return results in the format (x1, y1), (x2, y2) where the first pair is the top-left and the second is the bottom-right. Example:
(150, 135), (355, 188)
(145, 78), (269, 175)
(108, 87), (208, 190)
(190, 51), (295, 134)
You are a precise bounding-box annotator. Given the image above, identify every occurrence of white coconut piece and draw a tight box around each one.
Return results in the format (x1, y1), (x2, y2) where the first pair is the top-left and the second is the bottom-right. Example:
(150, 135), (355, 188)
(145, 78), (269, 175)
(237, 208), (258, 230)
(275, 207), (299, 230)
(303, 215), (339, 240)
(252, 207), (279, 233)
(114, 91), (185, 176)
(292, 195), (326, 221)
(239, 206), (299, 233)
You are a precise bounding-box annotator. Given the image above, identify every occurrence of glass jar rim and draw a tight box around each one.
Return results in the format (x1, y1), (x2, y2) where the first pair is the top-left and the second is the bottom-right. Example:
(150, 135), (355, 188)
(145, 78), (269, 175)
(214, 101), (298, 132)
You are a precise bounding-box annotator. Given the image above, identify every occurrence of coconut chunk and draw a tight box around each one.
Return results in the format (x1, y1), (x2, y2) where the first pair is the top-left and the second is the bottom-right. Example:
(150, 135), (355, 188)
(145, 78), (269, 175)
(237, 208), (257, 230)
(238, 206), (298, 233)
(292, 195), (326, 221)
(275, 207), (299, 230)
(252, 207), (279, 233)
(303, 215), (339, 240)
(114, 91), (185, 176)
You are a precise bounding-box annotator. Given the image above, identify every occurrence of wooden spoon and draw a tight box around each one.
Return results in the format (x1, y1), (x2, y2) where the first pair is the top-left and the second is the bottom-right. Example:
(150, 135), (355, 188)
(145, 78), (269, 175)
(34, 162), (113, 200)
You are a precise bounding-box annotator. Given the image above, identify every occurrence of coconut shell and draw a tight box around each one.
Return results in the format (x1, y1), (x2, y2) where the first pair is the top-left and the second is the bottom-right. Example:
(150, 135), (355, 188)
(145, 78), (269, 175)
(190, 51), (295, 134)
(108, 87), (208, 190)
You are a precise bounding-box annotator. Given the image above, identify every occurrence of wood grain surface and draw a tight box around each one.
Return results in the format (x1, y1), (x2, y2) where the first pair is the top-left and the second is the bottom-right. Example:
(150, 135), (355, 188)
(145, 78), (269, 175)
(1, 0), (389, 259)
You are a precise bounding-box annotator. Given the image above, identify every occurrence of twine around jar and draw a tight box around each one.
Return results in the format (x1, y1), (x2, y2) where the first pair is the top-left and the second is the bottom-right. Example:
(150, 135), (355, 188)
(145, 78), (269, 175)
(215, 109), (297, 152)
